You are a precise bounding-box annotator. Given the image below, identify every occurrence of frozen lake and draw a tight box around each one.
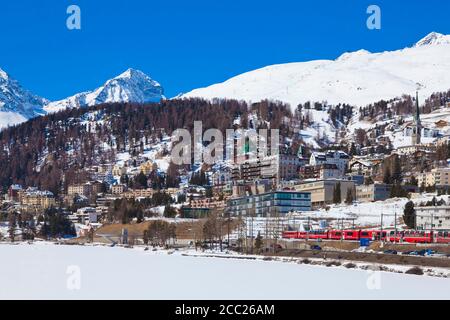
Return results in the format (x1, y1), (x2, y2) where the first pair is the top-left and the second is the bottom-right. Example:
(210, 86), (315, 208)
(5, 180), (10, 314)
(1, 243), (449, 300)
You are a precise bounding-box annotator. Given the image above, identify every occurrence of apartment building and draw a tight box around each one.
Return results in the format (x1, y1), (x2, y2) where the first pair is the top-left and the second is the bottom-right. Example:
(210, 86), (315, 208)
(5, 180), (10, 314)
(21, 188), (56, 210)
(416, 206), (450, 230)
(299, 164), (341, 181)
(112, 165), (127, 177)
(7, 184), (23, 202)
(418, 167), (450, 188)
(111, 184), (127, 195)
(232, 154), (304, 184)
(309, 150), (350, 174)
(294, 179), (355, 207)
(123, 188), (154, 199)
(68, 181), (105, 197)
(188, 198), (226, 210)
(227, 191), (311, 217)
(356, 183), (391, 203)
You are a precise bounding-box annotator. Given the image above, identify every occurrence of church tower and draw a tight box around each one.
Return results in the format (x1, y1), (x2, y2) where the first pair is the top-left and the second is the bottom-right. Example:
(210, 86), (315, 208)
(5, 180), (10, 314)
(412, 91), (422, 145)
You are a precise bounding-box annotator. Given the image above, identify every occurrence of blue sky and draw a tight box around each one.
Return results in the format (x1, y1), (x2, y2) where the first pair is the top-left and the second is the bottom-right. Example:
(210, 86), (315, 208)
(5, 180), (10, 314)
(0, 0), (449, 100)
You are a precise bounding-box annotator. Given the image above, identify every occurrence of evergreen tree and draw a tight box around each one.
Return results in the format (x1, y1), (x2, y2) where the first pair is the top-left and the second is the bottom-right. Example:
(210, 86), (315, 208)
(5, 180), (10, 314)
(345, 188), (354, 204)
(390, 183), (408, 198)
(254, 232), (263, 252)
(403, 201), (416, 229)
(392, 156), (402, 184)
(163, 205), (177, 218)
(205, 187), (213, 198)
(333, 183), (342, 204)
(383, 167), (392, 184)
(348, 143), (357, 156)
(134, 172), (148, 189)
(8, 212), (17, 242)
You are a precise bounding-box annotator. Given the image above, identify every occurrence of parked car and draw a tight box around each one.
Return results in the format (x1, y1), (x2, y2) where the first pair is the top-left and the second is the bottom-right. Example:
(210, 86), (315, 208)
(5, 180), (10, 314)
(383, 249), (397, 255)
(310, 245), (322, 251)
(403, 250), (419, 256)
(417, 249), (435, 256)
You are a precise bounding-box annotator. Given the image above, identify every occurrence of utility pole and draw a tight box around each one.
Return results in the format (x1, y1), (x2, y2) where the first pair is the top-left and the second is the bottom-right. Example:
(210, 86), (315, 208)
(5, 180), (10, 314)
(431, 213), (434, 233)
(250, 206), (255, 254)
(227, 208), (230, 249)
(394, 204), (397, 244)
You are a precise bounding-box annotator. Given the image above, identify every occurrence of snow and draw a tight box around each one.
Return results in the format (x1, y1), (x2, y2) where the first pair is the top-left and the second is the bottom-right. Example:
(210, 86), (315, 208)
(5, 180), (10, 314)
(0, 111), (27, 129)
(307, 194), (450, 228)
(0, 243), (449, 300)
(0, 68), (48, 129)
(182, 32), (450, 110)
(0, 67), (164, 129)
(44, 68), (164, 113)
(415, 32), (450, 47)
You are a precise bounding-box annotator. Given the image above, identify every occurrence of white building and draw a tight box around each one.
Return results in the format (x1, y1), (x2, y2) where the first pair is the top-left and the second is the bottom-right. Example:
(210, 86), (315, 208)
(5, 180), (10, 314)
(73, 207), (100, 224)
(309, 150), (350, 174)
(415, 206), (450, 230)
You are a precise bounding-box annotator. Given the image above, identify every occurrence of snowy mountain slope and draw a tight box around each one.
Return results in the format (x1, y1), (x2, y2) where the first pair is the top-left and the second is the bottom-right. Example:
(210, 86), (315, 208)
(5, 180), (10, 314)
(182, 32), (450, 108)
(0, 68), (165, 129)
(44, 68), (165, 113)
(0, 68), (48, 129)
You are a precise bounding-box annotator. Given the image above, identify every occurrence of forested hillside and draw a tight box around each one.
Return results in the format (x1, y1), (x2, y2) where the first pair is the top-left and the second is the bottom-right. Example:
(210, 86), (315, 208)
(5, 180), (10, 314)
(0, 98), (294, 194)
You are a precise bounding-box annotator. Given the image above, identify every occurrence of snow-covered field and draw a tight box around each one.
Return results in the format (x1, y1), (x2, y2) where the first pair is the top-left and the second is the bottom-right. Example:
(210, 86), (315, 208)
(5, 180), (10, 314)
(1, 243), (449, 300)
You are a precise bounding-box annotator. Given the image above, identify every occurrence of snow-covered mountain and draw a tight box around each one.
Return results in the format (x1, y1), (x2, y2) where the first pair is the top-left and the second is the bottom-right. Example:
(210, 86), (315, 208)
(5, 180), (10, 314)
(182, 32), (450, 108)
(0, 68), (165, 129)
(0, 68), (48, 129)
(44, 68), (165, 113)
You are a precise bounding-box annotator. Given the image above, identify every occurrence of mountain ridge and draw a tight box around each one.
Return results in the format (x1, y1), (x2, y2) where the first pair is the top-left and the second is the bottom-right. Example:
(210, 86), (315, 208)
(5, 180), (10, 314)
(44, 68), (165, 114)
(181, 32), (450, 108)
(0, 68), (164, 129)
(0, 68), (49, 128)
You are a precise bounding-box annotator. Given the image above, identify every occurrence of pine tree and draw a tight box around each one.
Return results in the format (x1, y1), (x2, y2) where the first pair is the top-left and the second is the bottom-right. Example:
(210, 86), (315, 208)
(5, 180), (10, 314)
(8, 212), (17, 242)
(383, 167), (392, 184)
(403, 201), (416, 229)
(333, 183), (342, 204)
(164, 205), (177, 218)
(254, 232), (263, 252)
(392, 156), (402, 184)
(345, 188), (353, 204)
(349, 143), (357, 156)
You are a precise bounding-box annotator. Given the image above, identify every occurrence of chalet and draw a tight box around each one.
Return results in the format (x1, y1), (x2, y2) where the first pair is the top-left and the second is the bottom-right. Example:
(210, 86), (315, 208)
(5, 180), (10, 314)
(349, 159), (374, 176)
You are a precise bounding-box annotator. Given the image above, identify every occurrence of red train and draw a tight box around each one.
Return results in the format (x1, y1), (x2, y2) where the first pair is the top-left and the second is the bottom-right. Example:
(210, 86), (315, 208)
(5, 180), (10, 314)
(282, 229), (450, 244)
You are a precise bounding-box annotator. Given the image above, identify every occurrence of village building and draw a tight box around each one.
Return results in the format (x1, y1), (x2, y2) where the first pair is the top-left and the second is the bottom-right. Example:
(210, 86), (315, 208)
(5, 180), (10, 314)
(140, 161), (158, 175)
(294, 179), (355, 207)
(356, 183), (391, 203)
(417, 167), (450, 188)
(299, 164), (341, 181)
(20, 187), (56, 210)
(416, 206), (450, 231)
(111, 184), (127, 195)
(227, 191), (311, 217)
(309, 150), (350, 174)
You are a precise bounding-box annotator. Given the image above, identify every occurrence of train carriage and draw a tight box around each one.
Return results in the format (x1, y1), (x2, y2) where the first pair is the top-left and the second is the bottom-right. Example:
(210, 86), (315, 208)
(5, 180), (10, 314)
(435, 231), (450, 244)
(343, 230), (360, 241)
